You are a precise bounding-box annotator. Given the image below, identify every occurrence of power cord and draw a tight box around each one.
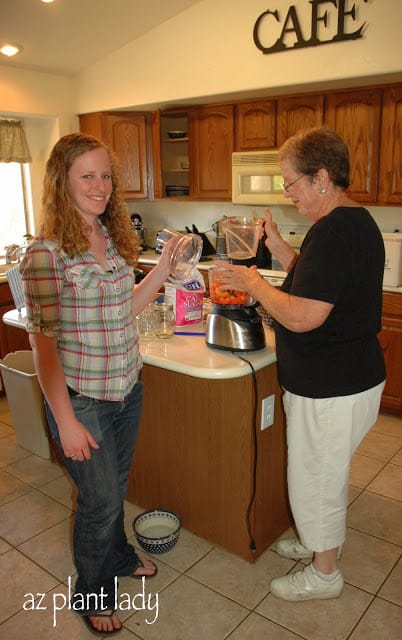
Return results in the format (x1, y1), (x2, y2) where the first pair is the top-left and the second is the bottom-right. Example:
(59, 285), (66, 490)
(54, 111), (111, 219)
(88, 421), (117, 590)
(237, 353), (259, 553)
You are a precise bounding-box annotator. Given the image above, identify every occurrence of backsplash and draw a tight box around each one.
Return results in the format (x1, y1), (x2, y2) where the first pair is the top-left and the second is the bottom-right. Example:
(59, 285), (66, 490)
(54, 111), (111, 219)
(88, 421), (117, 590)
(126, 199), (402, 250)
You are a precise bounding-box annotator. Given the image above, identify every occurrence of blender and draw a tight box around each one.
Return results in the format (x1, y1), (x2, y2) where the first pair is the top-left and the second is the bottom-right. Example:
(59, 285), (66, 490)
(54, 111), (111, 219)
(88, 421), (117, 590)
(205, 217), (266, 352)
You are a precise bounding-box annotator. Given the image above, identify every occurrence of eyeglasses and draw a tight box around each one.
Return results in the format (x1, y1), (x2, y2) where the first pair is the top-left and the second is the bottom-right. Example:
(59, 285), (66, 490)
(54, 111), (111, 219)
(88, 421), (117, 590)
(282, 174), (306, 192)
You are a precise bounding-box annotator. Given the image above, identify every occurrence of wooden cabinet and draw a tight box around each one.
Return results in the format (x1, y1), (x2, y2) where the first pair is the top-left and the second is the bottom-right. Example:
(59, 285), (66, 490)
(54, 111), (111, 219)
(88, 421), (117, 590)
(277, 94), (324, 146)
(150, 82), (402, 205)
(324, 89), (382, 203)
(128, 361), (291, 561)
(0, 282), (30, 360)
(378, 85), (402, 204)
(157, 110), (190, 199)
(379, 292), (402, 415)
(235, 100), (276, 150)
(79, 111), (150, 199)
(189, 104), (234, 200)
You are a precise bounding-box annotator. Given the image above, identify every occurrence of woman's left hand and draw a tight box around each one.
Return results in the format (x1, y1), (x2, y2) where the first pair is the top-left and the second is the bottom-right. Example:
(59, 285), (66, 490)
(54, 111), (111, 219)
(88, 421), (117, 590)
(215, 261), (260, 293)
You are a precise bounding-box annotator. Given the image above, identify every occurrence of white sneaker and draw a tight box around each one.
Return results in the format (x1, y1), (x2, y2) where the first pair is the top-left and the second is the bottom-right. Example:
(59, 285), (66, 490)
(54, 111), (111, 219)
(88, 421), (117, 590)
(274, 537), (313, 560)
(270, 564), (344, 601)
(274, 537), (342, 560)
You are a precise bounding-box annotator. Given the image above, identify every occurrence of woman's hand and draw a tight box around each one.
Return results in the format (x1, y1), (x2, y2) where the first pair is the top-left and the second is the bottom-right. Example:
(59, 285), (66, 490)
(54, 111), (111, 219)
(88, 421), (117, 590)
(59, 417), (99, 462)
(154, 235), (180, 280)
(132, 236), (180, 317)
(214, 262), (261, 294)
(263, 208), (298, 272)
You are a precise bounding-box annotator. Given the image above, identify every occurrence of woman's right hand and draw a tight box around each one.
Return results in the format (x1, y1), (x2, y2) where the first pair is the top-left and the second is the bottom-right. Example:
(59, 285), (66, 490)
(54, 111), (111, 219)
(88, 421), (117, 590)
(58, 417), (99, 462)
(155, 235), (181, 278)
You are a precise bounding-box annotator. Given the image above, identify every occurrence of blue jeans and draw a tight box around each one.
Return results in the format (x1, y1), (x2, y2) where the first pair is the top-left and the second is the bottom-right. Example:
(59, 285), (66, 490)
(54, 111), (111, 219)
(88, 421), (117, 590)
(46, 381), (143, 614)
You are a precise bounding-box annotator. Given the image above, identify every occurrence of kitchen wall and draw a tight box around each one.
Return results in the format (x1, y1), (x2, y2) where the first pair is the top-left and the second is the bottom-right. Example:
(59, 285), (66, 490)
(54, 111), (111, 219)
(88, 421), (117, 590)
(0, 65), (77, 220)
(1, 0), (402, 232)
(76, 0), (402, 112)
(128, 200), (402, 251)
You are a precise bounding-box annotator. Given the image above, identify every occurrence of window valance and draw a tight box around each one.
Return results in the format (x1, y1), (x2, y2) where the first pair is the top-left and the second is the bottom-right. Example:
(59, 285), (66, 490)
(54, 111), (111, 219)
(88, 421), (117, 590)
(0, 119), (32, 163)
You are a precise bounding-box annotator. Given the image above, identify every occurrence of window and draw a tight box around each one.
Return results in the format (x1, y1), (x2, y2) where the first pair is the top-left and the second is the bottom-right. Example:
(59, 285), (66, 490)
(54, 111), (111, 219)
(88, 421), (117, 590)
(0, 162), (33, 256)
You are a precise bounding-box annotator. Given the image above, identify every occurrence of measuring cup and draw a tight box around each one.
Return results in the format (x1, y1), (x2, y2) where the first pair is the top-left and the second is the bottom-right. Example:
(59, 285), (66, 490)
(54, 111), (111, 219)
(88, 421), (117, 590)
(221, 217), (264, 260)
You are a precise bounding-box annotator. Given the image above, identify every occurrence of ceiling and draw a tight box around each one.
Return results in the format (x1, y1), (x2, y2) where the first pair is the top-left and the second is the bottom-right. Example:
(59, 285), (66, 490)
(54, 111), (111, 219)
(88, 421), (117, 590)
(0, 0), (202, 76)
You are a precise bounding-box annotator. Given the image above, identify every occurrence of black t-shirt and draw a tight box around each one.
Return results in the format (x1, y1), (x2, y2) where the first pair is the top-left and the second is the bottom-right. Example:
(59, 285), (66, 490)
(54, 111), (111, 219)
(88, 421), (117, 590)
(274, 207), (386, 398)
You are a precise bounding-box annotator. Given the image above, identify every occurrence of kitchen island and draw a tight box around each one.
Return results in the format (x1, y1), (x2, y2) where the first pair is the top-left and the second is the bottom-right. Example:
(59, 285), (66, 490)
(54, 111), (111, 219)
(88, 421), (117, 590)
(2, 309), (291, 561)
(127, 325), (291, 563)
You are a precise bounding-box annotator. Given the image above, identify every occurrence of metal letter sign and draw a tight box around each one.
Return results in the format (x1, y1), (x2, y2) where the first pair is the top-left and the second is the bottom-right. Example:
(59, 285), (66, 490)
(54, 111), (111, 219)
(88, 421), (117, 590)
(253, 0), (369, 54)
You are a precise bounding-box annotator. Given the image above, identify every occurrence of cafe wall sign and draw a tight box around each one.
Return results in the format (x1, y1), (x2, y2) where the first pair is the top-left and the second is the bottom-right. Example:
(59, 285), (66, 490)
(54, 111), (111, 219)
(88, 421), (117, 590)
(253, 0), (369, 54)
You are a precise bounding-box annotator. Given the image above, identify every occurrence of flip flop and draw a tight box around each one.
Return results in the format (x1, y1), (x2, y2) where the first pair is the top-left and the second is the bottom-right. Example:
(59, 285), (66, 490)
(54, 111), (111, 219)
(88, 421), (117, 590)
(82, 610), (122, 636)
(132, 557), (158, 579)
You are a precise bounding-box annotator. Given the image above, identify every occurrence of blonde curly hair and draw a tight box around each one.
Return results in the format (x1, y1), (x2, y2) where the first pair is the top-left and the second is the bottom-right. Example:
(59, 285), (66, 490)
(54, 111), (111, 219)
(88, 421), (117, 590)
(39, 132), (139, 266)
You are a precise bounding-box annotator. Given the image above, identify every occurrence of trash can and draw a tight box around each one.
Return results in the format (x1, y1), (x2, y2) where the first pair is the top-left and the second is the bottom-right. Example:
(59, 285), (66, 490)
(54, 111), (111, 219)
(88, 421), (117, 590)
(0, 350), (50, 459)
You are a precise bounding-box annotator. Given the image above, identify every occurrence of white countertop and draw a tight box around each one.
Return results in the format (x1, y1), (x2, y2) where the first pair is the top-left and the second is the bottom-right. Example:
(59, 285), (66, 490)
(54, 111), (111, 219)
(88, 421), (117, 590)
(2, 308), (277, 380)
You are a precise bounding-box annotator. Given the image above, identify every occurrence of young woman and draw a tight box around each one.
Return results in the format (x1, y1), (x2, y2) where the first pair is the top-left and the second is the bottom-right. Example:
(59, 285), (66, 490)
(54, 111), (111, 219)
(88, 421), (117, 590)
(22, 133), (176, 635)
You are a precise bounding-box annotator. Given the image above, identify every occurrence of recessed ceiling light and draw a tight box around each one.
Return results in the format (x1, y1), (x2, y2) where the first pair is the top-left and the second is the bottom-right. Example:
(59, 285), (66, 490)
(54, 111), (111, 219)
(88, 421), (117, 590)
(0, 43), (23, 57)
(41, 0), (55, 3)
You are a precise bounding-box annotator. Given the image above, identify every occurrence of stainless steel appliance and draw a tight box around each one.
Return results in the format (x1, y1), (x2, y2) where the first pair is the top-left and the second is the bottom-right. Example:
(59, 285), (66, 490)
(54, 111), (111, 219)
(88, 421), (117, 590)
(130, 213), (148, 249)
(206, 305), (266, 351)
(205, 264), (266, 352)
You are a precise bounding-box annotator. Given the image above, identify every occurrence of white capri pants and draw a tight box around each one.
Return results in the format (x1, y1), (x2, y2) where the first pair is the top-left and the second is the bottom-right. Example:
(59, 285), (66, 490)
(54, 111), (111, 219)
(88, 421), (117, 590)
(283, 381), (385, 552)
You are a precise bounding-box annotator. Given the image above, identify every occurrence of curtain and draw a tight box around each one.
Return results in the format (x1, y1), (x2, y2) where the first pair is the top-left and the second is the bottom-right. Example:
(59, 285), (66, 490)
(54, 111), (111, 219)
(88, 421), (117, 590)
(0, 119), (32, 163)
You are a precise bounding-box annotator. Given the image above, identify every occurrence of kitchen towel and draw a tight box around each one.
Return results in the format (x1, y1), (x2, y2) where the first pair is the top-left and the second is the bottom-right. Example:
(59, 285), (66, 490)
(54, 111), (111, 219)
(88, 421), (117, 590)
(6, 265), (25, 312)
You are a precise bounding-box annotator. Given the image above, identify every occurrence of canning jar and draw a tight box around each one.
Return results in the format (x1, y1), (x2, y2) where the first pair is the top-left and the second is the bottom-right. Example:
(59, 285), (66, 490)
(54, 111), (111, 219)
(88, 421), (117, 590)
(153, 302), (176, 338)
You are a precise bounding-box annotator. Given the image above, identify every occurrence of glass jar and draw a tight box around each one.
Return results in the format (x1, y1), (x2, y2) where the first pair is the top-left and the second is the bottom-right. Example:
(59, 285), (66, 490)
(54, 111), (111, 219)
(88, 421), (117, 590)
(156, 228), (203, 280)
(136, 304), (158, 341)
(154, 302), (176, 339)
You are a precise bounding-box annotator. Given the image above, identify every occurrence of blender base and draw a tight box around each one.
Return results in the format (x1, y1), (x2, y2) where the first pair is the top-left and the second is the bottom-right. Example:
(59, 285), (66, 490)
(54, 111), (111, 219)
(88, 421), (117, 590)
(206, 305), (266, 352)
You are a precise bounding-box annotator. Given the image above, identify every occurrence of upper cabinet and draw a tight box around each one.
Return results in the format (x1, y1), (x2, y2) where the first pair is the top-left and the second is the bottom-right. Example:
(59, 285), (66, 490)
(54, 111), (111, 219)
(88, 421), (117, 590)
(80, 82), (402, 206)
(324, 89), (382, 203)
(234, 100), (276, 151)
(277, 94), (324, 146)
(189, 104), (234, 200)
(157, 110), (190, 199)
(79, 111), (150, 199)
(378, 85), (402, 204)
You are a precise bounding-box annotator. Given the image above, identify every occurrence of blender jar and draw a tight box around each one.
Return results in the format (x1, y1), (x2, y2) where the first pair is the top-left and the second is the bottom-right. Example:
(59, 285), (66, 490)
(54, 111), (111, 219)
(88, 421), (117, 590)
(221, 217), (264, 260)
(208, 265), (254, 306)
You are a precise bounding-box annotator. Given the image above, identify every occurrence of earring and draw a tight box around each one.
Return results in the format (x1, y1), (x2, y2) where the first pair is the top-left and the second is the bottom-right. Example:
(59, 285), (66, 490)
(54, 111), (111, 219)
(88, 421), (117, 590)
(320, 188), (327, 194)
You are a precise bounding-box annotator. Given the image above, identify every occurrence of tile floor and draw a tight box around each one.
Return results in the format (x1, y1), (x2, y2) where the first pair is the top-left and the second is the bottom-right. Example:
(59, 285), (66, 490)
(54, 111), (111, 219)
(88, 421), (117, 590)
(0, 395), (401, 640)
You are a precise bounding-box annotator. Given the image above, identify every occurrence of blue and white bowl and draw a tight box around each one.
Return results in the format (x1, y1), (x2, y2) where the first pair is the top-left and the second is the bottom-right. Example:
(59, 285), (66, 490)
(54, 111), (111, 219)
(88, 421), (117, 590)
(133, 509), (181, 554)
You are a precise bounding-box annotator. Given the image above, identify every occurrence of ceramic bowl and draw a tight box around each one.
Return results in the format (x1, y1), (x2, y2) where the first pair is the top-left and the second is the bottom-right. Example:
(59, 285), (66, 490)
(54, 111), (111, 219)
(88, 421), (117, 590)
(167, 130), (187, 139)
(133, 509), (181, 554)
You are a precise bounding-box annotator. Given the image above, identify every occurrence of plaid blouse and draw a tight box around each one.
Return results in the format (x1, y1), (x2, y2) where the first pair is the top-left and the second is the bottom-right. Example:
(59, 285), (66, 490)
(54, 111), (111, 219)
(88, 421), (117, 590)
(21, 232), (141, 401)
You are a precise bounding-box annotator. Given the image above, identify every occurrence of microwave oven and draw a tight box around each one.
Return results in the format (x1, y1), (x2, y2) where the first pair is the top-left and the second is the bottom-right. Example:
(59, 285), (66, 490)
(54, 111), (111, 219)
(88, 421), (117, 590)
(232, 150), (288, 205)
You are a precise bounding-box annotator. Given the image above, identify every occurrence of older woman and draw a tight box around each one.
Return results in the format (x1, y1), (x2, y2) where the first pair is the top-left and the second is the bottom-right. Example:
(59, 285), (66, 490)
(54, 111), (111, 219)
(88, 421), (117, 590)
(219, 126), (386, 601)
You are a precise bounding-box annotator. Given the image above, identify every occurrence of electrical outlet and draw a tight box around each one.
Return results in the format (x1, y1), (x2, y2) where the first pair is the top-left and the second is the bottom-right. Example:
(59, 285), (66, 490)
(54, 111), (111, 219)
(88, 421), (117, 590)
(261, 394), (275, 430)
